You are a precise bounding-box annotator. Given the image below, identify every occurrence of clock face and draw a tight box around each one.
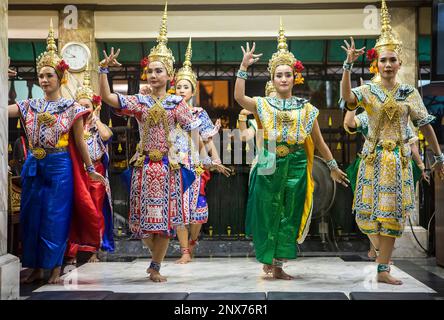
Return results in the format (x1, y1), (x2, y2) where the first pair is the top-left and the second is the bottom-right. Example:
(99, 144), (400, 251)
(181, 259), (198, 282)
(61, 43), (90, 72)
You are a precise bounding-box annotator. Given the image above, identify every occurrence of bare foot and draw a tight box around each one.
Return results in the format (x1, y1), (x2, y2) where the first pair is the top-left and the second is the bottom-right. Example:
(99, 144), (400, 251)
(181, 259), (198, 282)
(175, 254), (192, 264)
(88, 253), (100, 263)
(65, 257), (77, 265)
(272, 267), (294, 280)
(47, 267), (63, 284)
(377, 271), (403, 285)
(21, 269), (44, 284)
(263, 264), (273, 274)
(147, 269), (167, 282)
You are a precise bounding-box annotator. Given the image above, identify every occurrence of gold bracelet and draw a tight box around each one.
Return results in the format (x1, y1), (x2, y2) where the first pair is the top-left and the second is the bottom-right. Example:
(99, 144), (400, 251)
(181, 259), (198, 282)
(238, 114), (247, 122)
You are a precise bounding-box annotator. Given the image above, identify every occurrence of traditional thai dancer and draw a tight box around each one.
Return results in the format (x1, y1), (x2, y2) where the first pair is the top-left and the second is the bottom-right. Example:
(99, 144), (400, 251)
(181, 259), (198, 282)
(6, 20), (105, 284)
(340, 0), (444, 285)
(172, 38), (231, 264)
(98, 4), (207, 282)
(344, 109), (429, 262)
(234, 21), (349, 280)
(65, 71), (115, 264)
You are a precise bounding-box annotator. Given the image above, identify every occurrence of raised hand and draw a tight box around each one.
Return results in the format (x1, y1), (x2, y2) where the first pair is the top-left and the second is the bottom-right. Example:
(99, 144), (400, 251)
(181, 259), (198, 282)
(100, 47), (122, 68)
(240, 42), (263, 70)
(341, 37), (365, 64)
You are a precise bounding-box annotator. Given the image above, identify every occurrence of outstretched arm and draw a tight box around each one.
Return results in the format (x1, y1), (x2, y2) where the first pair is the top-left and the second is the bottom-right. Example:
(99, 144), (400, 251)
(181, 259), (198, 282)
(234, 42), (263, 113)
(99, 47), (122, 109)
(311, 119), (349, 187)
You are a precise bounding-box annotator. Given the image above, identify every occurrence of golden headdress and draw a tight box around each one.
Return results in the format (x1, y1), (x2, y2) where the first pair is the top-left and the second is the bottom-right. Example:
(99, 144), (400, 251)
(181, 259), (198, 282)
(265, 80), (276, 96)
(76, 69), (94, 101)
(76, 66), (102, 107)
(36, 19), (69, 83)
(147, 2), (175, 76)
(374, 0), (402, 57)
(268, 18), (296, 77)
(175, 37), (198, 91)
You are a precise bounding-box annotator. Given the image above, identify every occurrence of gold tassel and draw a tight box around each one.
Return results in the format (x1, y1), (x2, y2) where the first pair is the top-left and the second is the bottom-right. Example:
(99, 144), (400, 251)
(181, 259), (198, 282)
(8, 143), (12, 153)
(16, 119), (21, 129)
(118, 143), (123, 153)
(108, 118), (112, 127)
(336, 142), (342, 150)
(328, 116), (332, 127)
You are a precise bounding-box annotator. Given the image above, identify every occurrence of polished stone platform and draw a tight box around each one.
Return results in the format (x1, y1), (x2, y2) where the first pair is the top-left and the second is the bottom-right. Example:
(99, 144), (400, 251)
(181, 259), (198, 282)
(28, 257), (441, 300)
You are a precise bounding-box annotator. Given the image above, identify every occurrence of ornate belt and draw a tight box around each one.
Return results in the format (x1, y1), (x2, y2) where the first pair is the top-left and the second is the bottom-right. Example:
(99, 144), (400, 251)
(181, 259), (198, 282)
(143, 149), (167, 162)
(31, 147), (68, 160)
(379, 139), (398, 151)
(265, 142), (302, 158)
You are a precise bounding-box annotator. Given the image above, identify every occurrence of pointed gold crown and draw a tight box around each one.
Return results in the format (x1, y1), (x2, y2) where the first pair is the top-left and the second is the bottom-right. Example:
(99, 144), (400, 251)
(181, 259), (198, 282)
(36, 19), (64, 77)
(374, 0), (402, 57)
(176, 37), (198, 91)
(268, 18), (297, 77)
(147, 2), (175, 76)
(76, 66), (95, 101)
(265, 80), (276, 96)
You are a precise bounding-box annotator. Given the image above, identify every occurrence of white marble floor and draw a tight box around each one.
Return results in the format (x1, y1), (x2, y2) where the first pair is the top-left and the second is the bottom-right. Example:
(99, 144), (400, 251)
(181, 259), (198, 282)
(33, 257), (435, 297)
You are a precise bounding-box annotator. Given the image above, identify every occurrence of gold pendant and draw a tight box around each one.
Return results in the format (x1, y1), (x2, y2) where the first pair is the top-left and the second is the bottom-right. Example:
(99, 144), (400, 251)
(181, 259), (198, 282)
(148, 103), (167, 126)
(382, 98), (398, 121)
(37, 111), (57, 126)
(278, 110), (295, 124)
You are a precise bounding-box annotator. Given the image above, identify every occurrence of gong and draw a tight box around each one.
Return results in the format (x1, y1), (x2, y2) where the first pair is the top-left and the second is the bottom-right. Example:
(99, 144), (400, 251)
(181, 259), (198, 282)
(311, 156), (336, 220)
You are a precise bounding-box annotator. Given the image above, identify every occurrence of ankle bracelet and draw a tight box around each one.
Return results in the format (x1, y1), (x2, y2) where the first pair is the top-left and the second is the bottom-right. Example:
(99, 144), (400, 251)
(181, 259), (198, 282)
(149, 261), (161, 272)
(181, 247), (191, 255)
(377, 263), (390, 273)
